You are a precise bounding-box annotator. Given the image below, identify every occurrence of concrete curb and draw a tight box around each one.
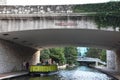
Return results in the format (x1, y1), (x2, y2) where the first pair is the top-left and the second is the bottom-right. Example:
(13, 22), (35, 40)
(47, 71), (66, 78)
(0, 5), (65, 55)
(0, 71), (28, 80)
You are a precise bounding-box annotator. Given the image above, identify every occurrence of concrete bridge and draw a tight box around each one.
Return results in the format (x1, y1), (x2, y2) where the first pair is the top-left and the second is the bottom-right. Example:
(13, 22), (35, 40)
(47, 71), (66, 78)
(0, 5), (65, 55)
(0, 5), (119, 73)
(77, 57), (106, 66)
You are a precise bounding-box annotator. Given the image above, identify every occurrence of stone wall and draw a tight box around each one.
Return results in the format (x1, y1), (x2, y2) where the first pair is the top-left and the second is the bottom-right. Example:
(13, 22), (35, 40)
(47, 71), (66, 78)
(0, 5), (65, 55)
(106, 50), (116, 70)
(0, 17), (98, 33)
(115, 49), (120, 72)
(0, 39), (38, 73)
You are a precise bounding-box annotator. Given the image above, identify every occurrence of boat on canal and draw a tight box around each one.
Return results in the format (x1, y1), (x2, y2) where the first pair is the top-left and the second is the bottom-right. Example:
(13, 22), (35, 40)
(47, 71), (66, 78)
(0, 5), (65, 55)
(29, 64), (58, 76)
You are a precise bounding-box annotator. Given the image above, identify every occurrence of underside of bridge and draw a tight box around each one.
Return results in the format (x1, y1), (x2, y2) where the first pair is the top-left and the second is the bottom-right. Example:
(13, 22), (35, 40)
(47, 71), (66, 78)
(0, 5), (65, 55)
(0, 29), (120, 50)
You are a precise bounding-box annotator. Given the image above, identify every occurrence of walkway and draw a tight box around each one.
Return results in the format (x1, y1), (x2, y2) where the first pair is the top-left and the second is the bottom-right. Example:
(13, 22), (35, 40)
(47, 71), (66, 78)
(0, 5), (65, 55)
(0, 71), (28, 80)
(95, 66), (120, 80)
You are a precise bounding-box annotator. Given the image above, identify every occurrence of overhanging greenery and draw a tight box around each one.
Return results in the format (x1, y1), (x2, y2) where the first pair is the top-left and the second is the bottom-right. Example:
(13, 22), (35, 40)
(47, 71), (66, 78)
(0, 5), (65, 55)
(73, 1), (120, 29)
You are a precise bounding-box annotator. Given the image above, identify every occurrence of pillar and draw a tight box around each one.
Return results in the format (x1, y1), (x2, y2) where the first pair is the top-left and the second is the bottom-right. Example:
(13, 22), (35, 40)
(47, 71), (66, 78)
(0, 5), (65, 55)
(95, 61), (98, 66)
(115, 49), (120, 71)
(30, 50), (40, 65)
(106, 50), (116, 70)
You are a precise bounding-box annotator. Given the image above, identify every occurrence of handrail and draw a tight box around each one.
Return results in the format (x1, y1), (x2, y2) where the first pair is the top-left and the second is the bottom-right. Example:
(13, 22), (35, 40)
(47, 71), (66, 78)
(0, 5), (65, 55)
(77, 57), (106, 65)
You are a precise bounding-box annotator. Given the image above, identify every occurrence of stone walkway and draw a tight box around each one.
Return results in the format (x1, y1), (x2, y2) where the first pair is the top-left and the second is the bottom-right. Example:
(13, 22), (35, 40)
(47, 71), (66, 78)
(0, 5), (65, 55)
(0, 71), (28, 80)
(95, 66), (120, 80)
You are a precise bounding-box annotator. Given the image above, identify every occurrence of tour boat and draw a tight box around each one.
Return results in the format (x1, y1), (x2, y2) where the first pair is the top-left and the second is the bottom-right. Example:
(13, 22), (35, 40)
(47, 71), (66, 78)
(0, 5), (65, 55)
(29, 64), (58, 76)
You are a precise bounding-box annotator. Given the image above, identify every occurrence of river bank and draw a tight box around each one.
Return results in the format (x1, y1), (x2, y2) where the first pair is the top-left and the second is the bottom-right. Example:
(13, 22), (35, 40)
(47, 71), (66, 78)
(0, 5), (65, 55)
(58, 64), (77, 70)
(92, 66), (120, 80)
(58, 64), (67, 69)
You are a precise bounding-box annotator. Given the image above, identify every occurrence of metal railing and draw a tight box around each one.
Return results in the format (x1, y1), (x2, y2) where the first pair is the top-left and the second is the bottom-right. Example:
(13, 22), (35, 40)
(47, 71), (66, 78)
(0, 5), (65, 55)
(77, 57), (106, 65)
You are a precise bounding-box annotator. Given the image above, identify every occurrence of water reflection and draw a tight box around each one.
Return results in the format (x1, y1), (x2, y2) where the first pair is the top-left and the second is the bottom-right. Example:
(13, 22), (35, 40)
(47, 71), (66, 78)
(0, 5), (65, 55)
(57, 66), (111, 80)
(29, 76), (57, 80)
(10, 66), (115, 80)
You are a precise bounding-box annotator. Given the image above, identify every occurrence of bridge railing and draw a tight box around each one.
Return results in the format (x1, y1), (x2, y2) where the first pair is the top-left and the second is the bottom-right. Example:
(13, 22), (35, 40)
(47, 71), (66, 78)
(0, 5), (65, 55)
(77, 57), (106, 65)
(0, 5), (73, 14)
(77, 57), (99, 61)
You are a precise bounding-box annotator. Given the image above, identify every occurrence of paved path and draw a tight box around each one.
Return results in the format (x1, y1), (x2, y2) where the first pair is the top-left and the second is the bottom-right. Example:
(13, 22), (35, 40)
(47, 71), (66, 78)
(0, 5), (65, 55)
(95, 66), (120, 80)
(0, 71), (28, 80)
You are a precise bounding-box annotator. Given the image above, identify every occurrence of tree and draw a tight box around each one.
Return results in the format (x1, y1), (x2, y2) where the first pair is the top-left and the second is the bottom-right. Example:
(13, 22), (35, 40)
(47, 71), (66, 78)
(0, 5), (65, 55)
(40, 49), (50, 60)
(100, 50), (106, 62)
(64, 47), (78, 65)
(85, 48), (101, 58)
(85, 48), (106, 62)
(40, 46), (78, 65)
(49, 48), (66, 65)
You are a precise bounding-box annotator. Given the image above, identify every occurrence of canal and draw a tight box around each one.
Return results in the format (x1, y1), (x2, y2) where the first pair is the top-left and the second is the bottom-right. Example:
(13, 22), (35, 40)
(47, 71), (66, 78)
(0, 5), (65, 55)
(9, 66), (117, 80)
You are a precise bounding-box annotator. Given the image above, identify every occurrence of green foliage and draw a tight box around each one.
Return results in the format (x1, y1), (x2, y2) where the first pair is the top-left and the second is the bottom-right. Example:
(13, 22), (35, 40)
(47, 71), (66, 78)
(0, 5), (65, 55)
(40, 46), (78, 65)
(49, 48), (66, 65)
(73, 1), (120, 13)
(64, 47), (77, 65)
(85, 48), (101, 58)
(73, 1), (120, 29)
(94, 14), (120, 29)
(85, 48), (106, 62)
(100, 50), (106, 62)
(40, 49), (50, 60)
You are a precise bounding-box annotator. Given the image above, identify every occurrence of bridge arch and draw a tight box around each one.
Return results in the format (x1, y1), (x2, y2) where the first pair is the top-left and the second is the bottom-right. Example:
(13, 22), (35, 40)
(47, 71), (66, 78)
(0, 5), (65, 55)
(0, 5), (119, 73)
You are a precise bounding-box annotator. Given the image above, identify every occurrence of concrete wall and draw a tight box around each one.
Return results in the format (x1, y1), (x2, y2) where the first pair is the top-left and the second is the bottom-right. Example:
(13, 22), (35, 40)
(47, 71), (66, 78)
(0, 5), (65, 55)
(0, 17), (115, 33)
(0, 39), (39, 73)
(0, 18), (96, 32)
(106, 50), (116, 70)
(30, 50), (40, 65)
(115, 49), (120, 72)
(107, 49), (120, 72)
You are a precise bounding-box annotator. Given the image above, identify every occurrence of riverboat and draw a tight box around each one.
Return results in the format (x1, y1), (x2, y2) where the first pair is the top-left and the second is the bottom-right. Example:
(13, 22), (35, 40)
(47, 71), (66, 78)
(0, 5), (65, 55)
(29, 65), (58, 75)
